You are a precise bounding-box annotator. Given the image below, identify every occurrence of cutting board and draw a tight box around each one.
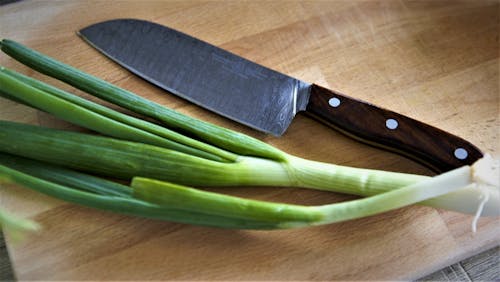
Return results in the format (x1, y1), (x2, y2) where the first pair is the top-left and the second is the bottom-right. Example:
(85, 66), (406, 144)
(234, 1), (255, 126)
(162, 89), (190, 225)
(0, 0), (498, 280)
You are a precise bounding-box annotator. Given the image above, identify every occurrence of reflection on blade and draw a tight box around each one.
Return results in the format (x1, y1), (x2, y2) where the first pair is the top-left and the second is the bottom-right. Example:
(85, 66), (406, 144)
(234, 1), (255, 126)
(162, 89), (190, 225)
(79, 19), (311, 135)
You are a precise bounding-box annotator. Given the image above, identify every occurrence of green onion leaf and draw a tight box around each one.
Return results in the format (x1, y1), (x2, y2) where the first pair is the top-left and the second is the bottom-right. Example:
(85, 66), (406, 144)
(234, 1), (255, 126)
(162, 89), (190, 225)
(0, 39), (286, 161)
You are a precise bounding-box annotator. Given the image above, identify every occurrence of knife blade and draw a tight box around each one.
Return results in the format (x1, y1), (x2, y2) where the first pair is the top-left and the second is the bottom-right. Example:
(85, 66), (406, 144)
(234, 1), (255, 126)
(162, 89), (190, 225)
(78, 19), (483, 172)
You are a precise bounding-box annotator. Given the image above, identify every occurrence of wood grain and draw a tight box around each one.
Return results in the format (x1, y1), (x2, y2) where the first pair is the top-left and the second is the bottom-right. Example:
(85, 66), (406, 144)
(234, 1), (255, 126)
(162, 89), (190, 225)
(0, 0), (499, 280)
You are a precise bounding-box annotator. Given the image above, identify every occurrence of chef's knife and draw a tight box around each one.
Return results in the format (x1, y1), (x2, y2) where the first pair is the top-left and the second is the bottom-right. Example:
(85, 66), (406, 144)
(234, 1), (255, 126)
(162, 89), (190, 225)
(78, 19), (482, 172)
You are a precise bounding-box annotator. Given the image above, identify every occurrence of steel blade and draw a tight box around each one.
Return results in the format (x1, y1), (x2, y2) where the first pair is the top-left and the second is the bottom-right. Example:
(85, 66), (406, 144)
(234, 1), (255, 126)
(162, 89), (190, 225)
(78, 19), (311, 135)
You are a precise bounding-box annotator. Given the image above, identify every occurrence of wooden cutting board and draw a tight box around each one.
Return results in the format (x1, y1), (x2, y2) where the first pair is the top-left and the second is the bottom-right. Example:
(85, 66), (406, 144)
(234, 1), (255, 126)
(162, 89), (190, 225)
(0, 0), (498, 280)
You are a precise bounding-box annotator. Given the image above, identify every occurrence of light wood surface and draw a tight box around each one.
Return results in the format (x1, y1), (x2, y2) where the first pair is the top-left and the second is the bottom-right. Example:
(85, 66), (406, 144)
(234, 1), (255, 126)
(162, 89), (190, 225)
(0, 0), (498, 280)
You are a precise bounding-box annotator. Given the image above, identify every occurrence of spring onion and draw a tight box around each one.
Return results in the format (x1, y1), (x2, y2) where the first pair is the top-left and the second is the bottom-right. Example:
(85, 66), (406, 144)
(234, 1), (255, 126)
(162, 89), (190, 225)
(0, 161), (283, 230)
(0, 67), (234, 162)
(0, 120), (498, 219)
(0, 39), (498, 232)
(0, 173), (40, 241)
(0, 206), (39, 243)
(0, 39), (285, 161)
(0, 153), (494, 230)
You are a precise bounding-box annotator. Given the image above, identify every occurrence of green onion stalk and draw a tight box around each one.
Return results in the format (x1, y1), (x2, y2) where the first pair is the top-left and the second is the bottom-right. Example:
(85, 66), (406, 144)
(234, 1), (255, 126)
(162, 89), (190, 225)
(0, 189), (40, 242)
(0, 39), (498, 232)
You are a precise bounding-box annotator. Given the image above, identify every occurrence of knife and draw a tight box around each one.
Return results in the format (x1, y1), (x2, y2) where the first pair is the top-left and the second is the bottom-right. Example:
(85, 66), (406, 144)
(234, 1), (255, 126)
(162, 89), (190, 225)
(78, 19), (482, 172)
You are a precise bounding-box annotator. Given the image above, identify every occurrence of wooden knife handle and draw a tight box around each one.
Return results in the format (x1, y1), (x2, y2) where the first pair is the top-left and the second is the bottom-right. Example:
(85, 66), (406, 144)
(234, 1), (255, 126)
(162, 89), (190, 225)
(305, 84), (483, 172)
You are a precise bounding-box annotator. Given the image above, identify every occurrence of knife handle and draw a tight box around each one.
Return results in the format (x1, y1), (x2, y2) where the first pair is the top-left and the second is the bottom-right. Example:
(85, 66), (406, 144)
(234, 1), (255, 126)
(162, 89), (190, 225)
(305, 84), (483, 172)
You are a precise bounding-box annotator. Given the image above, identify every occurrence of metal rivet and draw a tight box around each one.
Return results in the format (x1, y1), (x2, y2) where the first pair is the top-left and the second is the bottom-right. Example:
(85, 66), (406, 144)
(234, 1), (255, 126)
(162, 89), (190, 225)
(386, 118), (398, 130)
(454, 148), (468, 160)
(328, 97), (341, 107)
